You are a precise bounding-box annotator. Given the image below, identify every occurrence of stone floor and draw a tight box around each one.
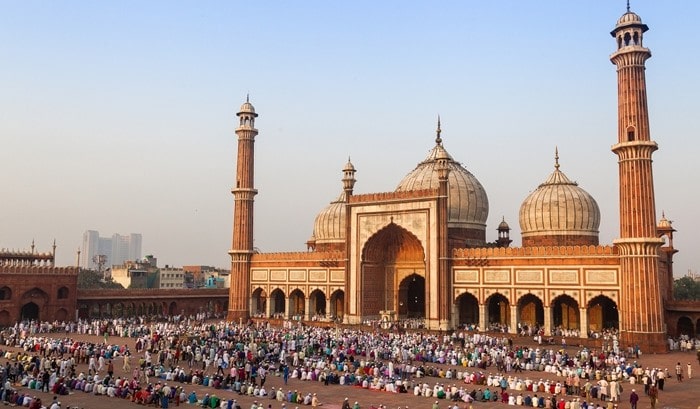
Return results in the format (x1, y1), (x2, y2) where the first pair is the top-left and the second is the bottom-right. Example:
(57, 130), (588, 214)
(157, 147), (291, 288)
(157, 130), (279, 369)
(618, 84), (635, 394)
(2, 331), (699, 409)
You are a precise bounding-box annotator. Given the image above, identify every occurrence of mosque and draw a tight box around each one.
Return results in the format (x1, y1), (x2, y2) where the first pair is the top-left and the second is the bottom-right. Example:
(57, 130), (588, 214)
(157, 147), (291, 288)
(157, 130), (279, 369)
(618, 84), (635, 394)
(227, 8), (679, 353)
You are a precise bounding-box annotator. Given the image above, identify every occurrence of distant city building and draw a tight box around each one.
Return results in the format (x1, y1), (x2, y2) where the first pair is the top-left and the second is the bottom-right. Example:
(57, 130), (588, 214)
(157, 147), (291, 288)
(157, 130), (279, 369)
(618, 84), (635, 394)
(183, 265), (219, 288)
(111, 255), (158, 289)
(160, 266), (185, 289)
(81, 231), (142, 270)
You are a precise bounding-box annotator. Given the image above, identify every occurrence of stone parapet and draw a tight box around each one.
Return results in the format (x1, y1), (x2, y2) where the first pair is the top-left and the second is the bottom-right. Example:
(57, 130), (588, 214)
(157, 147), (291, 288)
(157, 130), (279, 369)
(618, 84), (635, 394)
(453, 245), (617, 258)
(349, 189), (437, 204)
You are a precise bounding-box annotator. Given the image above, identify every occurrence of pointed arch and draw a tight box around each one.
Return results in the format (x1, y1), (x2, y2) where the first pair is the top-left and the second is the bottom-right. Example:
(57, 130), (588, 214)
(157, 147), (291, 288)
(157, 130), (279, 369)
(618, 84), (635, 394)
(21, 287), (49, 303)
(551, 294), (579, 330)
(269, 288), (286, 317)
(486, 292), (510, 327)
(168, 301), (177, 316)
(456, 292), (479, 327)
(587, 295), (619, 332)
(289, 289), (305, 318)
(113, 303), (124, 317)
(517, 293), (544, 330)
(361, 223), (425, 318)
(251, 287), (267, 317)
(330, 289), (344, 320)
(57, 286), (69, 299)
(21, 302), (40, 321)
(0, 286), (12, 300)
(309, 289), (327, 317)
(677, 316), (694, 338)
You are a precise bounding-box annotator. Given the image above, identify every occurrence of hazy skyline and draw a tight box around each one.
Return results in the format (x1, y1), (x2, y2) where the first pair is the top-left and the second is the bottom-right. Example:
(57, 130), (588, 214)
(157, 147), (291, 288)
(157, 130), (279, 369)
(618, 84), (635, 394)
(1, 1), (698, 275)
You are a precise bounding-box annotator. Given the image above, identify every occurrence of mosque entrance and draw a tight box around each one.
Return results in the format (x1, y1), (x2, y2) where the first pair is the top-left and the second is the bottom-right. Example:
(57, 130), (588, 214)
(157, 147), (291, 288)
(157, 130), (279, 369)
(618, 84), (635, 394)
(457, 292), (479, 327)
(21, 302), (39, 321)
(587, 295), (619, 333)
(360, 222), (425, 319)
(487, 293), (510, 328)
(552, 294), (579, 330)
(399, 274), (425, 318)
(677, 316), (695, 338)
(517, 294), (544, 332)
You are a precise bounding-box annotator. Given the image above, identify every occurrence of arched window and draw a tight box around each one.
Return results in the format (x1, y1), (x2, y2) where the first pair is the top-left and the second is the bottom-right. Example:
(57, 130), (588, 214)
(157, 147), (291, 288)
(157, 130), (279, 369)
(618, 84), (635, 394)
(624, 32), (631, 47)
(57, 287), (69, 299)
(627, 126), (636, 141)
(0, 287), (11, 300)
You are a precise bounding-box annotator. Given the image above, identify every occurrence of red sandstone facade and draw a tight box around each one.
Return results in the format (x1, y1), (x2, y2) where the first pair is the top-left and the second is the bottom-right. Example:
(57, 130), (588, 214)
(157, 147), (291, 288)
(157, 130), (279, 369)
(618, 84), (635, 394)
(227, 98), (258, 323)
(610, 11), (667, 352)
(226, 8), (700, 352)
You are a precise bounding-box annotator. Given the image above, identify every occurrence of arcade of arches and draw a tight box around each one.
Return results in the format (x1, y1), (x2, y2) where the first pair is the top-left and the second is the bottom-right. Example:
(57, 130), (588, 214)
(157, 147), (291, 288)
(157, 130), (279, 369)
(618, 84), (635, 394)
(77, 298), (227, 319)
(455, 292), (619, 335)
(251, 287), (345, 320)
(667, 305), (700, 338)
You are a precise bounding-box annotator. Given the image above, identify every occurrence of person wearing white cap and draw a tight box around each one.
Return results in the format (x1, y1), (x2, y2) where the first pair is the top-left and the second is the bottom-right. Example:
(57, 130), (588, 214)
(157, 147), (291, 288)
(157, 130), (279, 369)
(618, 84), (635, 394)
(629, 389), (639, 409)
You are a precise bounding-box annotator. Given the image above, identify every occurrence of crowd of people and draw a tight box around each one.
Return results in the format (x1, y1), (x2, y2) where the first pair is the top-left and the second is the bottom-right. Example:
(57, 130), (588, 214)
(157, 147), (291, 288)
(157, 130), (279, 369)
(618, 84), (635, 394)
(0, 316), (697, 409)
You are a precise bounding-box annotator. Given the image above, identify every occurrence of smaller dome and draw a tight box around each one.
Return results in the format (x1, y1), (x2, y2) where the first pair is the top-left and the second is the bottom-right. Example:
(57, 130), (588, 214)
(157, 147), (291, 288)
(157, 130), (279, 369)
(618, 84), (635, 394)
(343, 158), (355, 172)
(617, 11), (642, 26)
(519, 151), (600, 246)
(239, 101), (256, 114)
(658, 212), (673, 229)
(498, 217), (510, 231)
(312, 192), (347, 245)
(237, 95), (257, 117)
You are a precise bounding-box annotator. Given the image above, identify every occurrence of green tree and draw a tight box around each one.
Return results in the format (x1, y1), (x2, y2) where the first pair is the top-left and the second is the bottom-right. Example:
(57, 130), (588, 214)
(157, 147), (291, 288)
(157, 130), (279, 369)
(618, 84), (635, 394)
(77, 269), (124, 289)
(673, 276), (700, 301)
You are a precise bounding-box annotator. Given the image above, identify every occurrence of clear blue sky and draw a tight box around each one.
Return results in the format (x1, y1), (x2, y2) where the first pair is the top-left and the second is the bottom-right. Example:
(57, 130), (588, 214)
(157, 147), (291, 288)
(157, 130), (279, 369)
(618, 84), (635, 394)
(1, 1), (698, 275)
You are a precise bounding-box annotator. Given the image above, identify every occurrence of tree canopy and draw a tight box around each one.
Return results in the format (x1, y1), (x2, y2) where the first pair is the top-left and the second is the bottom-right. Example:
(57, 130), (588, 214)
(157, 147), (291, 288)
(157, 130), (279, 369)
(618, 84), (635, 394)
(674, 276), (700, 301)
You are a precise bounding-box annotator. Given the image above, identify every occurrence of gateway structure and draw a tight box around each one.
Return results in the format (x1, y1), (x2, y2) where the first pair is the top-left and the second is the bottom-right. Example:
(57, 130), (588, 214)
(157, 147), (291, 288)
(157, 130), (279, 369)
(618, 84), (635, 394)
(227, 9), (678, 353)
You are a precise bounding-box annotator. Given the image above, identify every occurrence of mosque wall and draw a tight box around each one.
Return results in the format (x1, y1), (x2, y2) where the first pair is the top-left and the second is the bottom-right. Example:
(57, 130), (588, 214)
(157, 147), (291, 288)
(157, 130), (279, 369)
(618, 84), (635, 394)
(347, 196), (438, 324)
(451, 264), (620, 306)
(249, 252), (345, 298)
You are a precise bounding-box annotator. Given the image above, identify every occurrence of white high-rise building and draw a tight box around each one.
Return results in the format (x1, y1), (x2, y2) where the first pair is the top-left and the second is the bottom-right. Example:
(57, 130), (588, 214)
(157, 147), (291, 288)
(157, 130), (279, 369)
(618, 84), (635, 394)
(80, 230), (143, 270)
(81, 230), (100, 270)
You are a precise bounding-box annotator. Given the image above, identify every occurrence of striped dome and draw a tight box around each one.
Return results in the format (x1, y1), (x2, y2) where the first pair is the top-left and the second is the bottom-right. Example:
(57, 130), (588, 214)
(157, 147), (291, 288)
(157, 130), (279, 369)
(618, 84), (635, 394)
(311, 192), (347, 244)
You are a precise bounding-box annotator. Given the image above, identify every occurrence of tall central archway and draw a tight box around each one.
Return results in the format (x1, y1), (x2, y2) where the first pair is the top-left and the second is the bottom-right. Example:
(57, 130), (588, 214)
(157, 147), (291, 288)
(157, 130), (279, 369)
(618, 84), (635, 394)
(361, 222), (425, 319)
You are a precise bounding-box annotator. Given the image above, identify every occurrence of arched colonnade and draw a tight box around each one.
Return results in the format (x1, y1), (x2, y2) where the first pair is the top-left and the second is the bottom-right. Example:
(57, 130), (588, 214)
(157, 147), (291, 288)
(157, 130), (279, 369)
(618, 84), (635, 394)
(454, 291), (619, 337)
(251, 287), (345, 321)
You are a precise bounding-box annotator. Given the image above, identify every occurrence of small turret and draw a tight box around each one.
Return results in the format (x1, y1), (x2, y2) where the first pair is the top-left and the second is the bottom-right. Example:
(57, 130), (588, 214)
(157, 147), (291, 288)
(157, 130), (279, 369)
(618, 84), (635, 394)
(342, 157), (356, 197)
(497, 217), (512, 248)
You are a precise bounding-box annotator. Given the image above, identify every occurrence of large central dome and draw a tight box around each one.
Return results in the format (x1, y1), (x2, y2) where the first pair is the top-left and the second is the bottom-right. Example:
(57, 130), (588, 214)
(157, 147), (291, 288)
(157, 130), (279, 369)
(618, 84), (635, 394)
(395, 126), (489, 237)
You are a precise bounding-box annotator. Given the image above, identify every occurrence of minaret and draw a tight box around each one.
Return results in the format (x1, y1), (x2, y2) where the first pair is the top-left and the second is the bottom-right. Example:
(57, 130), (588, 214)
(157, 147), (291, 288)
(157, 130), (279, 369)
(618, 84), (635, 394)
(610, 8), (666, 352)
(52, 239), (56, 267)
(228, 96), (258, 323)
(434, 116), (451, 329)
(343, 157), (356, 324)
